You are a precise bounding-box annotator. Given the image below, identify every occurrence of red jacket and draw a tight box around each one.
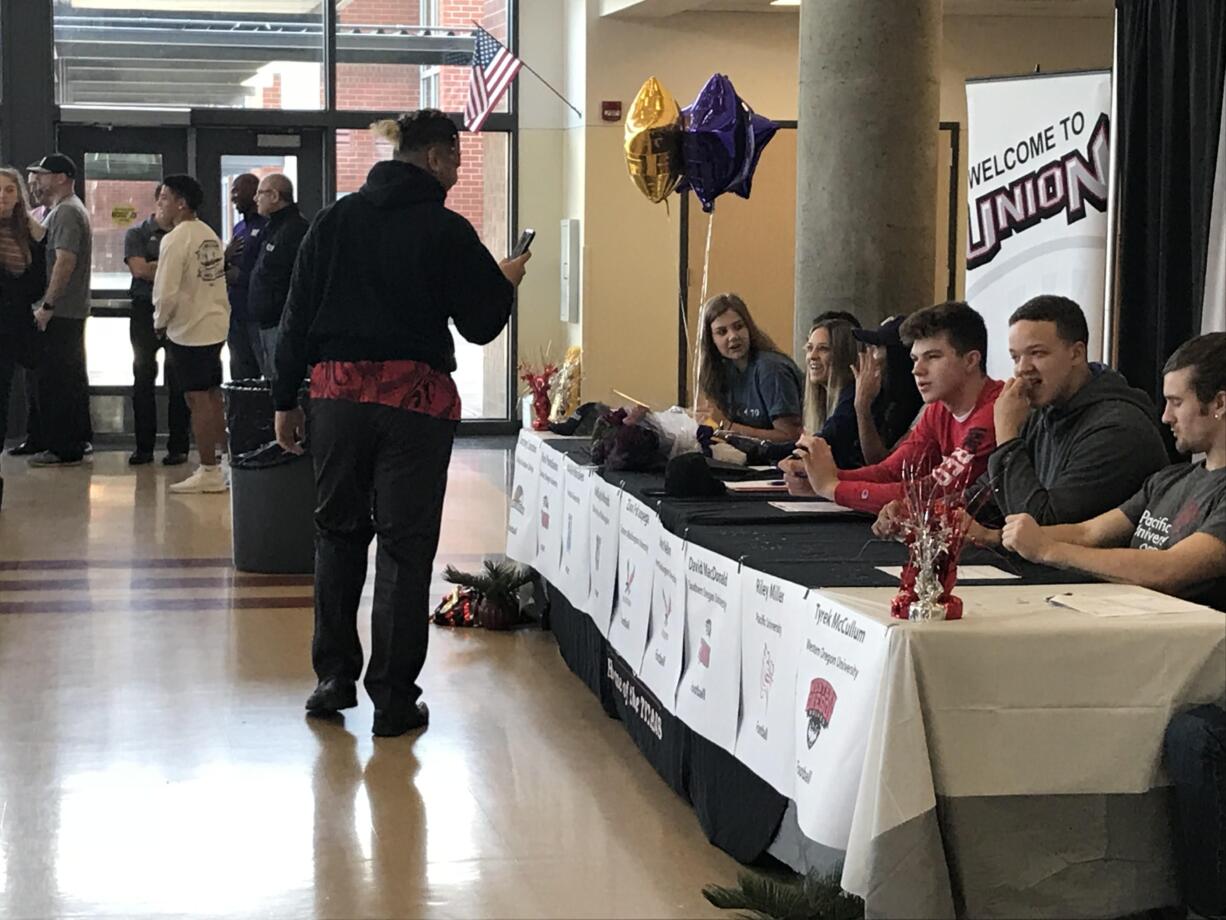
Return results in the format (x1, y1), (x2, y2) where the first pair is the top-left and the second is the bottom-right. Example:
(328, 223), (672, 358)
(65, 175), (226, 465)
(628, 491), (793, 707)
(834, 378), (1003, 513)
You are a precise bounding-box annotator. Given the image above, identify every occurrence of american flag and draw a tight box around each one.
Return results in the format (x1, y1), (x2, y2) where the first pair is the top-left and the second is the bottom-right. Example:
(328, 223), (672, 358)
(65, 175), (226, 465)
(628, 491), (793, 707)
(463, 26), (521, 133)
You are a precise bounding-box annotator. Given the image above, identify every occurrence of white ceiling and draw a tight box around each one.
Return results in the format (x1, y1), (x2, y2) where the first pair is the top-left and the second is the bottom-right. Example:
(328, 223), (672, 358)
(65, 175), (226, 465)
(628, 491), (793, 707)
(602, 0), (1114, 18)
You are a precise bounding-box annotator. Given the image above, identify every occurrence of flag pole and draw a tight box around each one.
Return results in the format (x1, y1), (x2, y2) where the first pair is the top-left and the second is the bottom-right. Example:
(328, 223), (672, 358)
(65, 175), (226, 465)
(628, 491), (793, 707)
(471, 22), (583, 120)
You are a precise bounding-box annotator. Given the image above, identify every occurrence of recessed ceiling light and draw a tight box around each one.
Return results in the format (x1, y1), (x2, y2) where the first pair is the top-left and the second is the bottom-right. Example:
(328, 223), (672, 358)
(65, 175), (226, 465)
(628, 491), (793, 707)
(770, 0), (800, 6)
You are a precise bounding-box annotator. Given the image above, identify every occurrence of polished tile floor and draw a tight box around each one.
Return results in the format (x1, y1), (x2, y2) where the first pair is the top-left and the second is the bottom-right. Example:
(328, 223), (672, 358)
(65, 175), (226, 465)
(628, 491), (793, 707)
(0, 447), (736, 919)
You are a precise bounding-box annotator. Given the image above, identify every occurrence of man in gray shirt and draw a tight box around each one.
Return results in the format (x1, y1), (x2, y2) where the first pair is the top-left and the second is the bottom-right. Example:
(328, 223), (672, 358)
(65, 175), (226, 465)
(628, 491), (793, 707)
(25, 154), (92, 466)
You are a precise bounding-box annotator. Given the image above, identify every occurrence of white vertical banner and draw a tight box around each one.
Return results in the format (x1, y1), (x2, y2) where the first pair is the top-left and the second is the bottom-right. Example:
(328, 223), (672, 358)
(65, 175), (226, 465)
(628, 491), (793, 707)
(966, 71), (1112, 378)
(734, 568), (804, 798)
(1203, 77), (1226, 335)
(792, 592), (892, 849)
(587, 478), (621, 636)
(534, 443), (565, 584)
(638, 523), (687, 712)
(557, 457), (593, 610)
(675, 544), (742, 753)
(505, 431), (542, 565)
(607, 493), (656, 670)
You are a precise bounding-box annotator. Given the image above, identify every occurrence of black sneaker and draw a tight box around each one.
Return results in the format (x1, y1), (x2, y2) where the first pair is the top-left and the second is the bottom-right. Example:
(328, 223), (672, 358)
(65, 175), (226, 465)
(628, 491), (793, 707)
(162, 452), (189, 467)
(305, 678), (358, 714)
(373, 701), (429, 738)
(8, 441), (43, 456)
(129, 451), (154, 466)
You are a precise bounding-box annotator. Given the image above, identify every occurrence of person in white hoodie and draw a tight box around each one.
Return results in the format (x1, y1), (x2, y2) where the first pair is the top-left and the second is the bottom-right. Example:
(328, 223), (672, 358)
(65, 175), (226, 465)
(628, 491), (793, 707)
(152, 174), (230, 494)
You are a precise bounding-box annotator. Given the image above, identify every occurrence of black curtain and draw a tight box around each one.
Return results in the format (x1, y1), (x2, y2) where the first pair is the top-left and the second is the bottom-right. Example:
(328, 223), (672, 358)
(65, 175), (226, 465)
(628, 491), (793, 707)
(1115, 0), (1226, 401)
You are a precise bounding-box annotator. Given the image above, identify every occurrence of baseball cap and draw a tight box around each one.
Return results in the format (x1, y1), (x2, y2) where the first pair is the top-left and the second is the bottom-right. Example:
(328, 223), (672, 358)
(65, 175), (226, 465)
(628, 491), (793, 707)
(27, 154), (77, 178)
(853, 315), (906, 348)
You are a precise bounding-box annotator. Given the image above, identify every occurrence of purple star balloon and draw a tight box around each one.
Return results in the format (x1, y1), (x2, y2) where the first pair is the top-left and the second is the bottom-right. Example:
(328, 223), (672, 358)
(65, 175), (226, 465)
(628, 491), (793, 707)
(676, 74), (747, 213)
(676, 74), (778, 212)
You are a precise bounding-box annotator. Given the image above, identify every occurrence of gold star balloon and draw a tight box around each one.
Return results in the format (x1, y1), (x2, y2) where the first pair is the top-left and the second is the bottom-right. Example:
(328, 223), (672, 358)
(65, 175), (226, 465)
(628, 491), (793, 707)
(625, 77), (683, 204)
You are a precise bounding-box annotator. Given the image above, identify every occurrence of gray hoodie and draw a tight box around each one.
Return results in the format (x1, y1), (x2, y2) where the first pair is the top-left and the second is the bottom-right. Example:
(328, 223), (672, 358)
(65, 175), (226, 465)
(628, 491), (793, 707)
(985, 364), (1169, 525)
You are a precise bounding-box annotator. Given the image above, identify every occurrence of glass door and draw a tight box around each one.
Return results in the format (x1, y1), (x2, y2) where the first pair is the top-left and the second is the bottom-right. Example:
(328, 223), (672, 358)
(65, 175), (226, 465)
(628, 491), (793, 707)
(56, 126), (189, 437)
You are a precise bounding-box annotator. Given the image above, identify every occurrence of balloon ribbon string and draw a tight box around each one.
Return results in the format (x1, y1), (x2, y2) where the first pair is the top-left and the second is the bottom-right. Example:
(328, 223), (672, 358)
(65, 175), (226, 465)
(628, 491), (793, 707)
(693, 208), (715, 415)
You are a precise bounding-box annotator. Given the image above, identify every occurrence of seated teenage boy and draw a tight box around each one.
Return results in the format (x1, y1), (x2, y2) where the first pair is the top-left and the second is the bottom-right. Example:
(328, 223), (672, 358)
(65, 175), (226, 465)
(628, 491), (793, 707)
(970, 294), (1168, 538)
(781, 300), (1002, 514)
(1001, 332), (1226, 610)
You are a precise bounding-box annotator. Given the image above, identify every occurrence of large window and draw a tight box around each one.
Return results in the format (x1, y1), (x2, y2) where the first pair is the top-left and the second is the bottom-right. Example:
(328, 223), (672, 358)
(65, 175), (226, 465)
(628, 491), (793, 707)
(334, 0), (510, 113)
(50, 0), (517, 422)
(53, 2), (326, 110)
(53, 1), (512, 114)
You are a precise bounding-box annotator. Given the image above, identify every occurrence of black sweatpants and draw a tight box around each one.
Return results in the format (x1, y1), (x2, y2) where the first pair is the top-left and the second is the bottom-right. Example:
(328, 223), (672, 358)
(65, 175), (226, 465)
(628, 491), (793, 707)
(309, 398), (456, 724)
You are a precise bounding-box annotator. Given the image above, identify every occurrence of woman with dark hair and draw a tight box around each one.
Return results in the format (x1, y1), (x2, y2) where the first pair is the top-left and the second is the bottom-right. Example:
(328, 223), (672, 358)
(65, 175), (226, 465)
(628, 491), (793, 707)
(850, 315), (924, 465)
(697, 293), (803, 444)
(0, 166), (47, 470)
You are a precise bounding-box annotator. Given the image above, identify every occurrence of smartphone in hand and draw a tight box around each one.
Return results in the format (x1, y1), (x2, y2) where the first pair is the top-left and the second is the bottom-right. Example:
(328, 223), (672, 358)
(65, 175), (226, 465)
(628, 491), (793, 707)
(511, 228), (535, 258)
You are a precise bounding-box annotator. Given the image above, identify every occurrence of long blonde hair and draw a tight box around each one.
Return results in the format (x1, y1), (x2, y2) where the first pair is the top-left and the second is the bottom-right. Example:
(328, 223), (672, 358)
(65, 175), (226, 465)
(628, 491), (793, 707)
(803, 319), (858, 434)
(697, 293), (785, 416)
(0, 167), (34, 267)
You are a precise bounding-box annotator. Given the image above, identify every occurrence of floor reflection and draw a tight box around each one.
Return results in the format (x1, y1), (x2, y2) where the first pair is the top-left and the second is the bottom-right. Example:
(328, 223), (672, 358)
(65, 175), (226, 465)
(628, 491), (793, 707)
(0, 445), (733, 918)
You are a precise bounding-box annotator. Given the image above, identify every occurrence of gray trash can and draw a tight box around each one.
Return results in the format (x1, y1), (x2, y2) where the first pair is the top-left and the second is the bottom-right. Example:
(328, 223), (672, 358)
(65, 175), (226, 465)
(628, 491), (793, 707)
(223, 380), (315, 574)
(230, 445), (316, 574)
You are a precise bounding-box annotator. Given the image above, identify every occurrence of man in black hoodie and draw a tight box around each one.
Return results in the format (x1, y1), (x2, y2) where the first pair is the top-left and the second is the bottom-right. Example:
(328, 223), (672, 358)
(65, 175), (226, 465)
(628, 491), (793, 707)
(972, 295), (1168, 539)
(272, 110), (530, 737)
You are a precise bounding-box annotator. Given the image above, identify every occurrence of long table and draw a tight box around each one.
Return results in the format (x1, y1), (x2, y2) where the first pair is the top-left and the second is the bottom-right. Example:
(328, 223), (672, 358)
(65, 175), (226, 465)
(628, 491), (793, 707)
(508, 431), (1226, 918)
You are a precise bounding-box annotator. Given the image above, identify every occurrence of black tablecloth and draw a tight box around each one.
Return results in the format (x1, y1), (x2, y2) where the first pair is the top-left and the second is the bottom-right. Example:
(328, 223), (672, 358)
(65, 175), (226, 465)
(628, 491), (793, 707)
(538, 439), (1094, 864)
(547, 438), (1091, 590)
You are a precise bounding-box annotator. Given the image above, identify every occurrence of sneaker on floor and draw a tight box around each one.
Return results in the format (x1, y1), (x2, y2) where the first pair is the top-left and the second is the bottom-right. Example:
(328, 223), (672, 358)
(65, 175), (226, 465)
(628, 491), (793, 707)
(8, 441), (44, 456)
(81, 441), (93, 456)
(373, 701), (430, 738)
(28, 450), (83, 467)
(128, 451), (154, 466)
(305, 678), (358, 714)
(168, 464), (228, 493)
(162, 452), (189, 467)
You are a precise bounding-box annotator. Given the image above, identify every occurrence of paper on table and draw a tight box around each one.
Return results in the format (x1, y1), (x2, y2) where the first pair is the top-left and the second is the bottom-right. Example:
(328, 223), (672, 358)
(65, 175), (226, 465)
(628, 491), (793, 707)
(770, 501), (858, 513)
(1044, 590), (1214, 617)
(726, 480), (790, 493)
(875, 565), (1020, 580)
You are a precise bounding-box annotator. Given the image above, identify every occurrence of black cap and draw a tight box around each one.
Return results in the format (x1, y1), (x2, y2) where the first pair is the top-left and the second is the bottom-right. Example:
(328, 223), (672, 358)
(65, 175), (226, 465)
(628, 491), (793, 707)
(27, 154), (77, 178)
(853, 315), (906, 348)
(664, 452), (726, 498)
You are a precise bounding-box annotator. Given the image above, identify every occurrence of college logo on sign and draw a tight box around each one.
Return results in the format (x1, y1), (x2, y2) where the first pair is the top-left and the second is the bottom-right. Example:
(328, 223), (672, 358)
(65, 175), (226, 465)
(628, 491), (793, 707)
(662, 593), (673, 627)
(698, 618), (713, 667)
(540, 494), (550, 530)
(510, 485), (525, 515)
(594, 535), (602, 570)
(623, 562), (635, 601)
(966, 112), (1109, 270)
(804, 678), (837, 749)
(759, 644), (775, 704)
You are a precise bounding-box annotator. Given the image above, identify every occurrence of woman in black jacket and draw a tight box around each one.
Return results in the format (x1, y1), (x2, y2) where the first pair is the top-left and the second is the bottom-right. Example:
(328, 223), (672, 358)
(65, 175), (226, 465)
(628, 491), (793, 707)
(0, 167), (47, 467)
